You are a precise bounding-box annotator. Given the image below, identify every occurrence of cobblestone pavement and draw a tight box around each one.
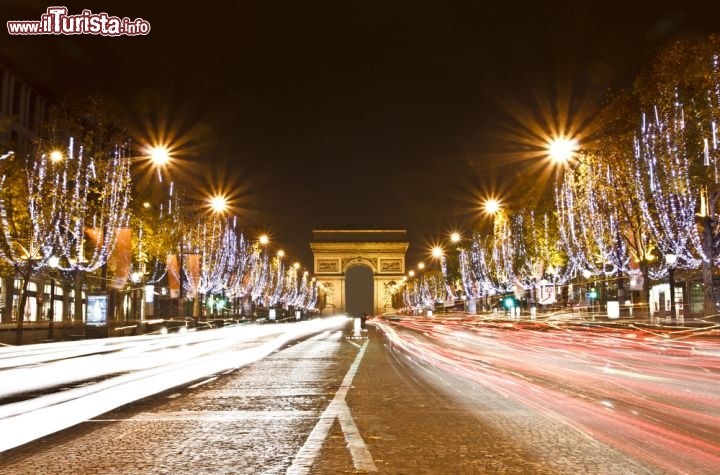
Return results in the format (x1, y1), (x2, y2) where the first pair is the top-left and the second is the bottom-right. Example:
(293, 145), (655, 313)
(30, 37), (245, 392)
(0, 327), (357, 475)
(1, 320), (664, 474)
(312, 324), (660, 475)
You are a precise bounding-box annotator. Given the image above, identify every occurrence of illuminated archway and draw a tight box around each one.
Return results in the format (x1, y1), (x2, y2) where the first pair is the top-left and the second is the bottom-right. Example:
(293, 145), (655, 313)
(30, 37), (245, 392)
(310, 229), (408, 315)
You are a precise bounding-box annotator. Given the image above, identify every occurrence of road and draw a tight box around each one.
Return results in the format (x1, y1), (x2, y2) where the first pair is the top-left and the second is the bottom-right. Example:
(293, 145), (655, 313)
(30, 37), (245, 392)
(371, 317), (720, 474)
(1, 315), (718, 473)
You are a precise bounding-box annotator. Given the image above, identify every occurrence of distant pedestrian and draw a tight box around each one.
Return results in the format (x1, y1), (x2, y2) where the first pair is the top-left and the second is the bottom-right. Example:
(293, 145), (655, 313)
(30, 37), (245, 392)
(360, 312), (367, 329)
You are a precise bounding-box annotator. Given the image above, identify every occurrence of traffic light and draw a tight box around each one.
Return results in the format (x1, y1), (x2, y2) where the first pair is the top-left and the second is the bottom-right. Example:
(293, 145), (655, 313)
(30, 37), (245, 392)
(589, 288), (597, 299)
(503, 296), (516, 309)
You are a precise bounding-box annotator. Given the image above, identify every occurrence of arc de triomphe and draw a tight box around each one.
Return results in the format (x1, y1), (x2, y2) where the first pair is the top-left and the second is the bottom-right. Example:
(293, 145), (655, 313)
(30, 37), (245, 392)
(310, 229), (408, 315)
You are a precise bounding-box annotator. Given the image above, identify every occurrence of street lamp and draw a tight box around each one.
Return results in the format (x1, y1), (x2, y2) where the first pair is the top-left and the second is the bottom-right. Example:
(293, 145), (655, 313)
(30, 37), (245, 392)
(148, 145), (171, 167)
(665, 253), (677, 322)
(208, 194), (229, 214)
(50, 150), (63, 163)
(144, 147), (187, 319)
(431, 246), (448, 314)
(547, 137), (578, 164)
(483, 199), (500, 215)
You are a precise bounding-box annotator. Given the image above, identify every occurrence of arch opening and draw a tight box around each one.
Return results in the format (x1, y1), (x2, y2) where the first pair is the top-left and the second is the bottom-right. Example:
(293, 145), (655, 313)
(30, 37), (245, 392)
(345, 265), (373, 317)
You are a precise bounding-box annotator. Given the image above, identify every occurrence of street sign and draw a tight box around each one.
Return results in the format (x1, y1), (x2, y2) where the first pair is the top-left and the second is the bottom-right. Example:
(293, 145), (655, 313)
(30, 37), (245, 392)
(538, 284), (556, 305)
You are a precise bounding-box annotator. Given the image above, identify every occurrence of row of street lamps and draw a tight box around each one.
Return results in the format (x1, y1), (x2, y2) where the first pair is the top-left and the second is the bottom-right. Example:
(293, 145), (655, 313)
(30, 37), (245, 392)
(42, 143), (314, 323)
(397, 136), (681, 319)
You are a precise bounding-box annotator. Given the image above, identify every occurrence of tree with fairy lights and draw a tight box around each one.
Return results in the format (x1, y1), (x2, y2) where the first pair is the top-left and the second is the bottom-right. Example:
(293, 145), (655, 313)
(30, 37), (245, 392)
(421, 269), (446, 308)
(290, 271), (314, 311)
(223, 232), (253, 313)
(45, 96), (133, 323)
(623, 35), (720, 316)
(582, 91), (656, 305)
(0, 136), (131, 337)
(261, 252), (285, 308)
(248, 245), (270, 310)
(632, 103), (705, 282)
(190, 216), (242, 315)
(555, 154), (630, 294)
(509, 210), (570, 306)
(458, 234), (495, 311)
(402, 278), (422, 311)
(0, 149), (60, 334)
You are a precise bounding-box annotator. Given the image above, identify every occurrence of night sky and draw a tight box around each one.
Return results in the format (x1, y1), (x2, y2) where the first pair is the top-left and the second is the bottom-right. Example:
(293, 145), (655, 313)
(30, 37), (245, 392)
(2, 1), (720, 267)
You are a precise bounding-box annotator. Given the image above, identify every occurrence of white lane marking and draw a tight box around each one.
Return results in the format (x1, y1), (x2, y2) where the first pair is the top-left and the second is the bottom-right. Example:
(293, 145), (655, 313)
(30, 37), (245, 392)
(287, 340), (377, 474)
(337, 401), (377, 470)
(188, 376), (218, 389)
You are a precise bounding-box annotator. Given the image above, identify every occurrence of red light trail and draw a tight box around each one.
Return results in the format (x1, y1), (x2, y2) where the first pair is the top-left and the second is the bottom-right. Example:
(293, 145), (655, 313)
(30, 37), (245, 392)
(375, 318), (720, 474)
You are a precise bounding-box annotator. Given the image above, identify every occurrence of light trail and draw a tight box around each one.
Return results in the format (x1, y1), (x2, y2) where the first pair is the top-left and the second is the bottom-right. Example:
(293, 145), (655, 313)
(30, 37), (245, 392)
(0, 316), (348, 453)
(375, 317), (720, 474)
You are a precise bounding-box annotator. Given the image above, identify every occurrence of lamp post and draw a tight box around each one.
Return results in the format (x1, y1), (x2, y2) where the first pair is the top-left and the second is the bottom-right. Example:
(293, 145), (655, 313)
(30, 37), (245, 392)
(177, 203), (186, 320)
(195, 194), (231, 318)
(431, 246), (447, 314)
(665, 253), (677, 322)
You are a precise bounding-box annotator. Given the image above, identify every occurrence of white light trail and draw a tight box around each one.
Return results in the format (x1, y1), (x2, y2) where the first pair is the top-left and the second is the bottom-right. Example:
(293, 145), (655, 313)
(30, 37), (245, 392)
(0, 316), (348, 453)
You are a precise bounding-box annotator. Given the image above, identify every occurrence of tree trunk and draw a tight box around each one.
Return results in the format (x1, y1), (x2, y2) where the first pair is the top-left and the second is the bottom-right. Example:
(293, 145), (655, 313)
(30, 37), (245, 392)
(74, 269), (84, 322)
(2, 276), (13, 323)
(15, 265), (32, 344)
(698, 215), (715, 316)
(641, 261), (650, 318)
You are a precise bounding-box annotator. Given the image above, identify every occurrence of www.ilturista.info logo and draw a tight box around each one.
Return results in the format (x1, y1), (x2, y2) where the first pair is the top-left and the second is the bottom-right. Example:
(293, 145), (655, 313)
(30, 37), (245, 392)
(7, 7), (151, 36)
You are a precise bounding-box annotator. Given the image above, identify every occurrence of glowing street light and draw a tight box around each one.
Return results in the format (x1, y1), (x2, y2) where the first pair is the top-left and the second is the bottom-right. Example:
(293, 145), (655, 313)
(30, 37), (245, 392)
(259, 234), (269, 245)
(148, 145), (171, 167)
(431, 246), (443, 258)
(50, 150), (63, 163)
(450, 232), (461, 243)
(208, 194), (228, 214)
(277, 249), (285, 258)
(484, 198), (501, 215)
(547, 137), (578, 164)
